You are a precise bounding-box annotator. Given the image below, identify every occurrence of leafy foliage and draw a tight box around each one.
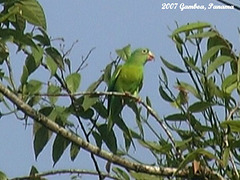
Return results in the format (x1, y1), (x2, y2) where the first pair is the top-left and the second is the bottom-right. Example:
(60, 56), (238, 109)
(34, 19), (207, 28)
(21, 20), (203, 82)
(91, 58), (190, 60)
(0, 0), (240, 179)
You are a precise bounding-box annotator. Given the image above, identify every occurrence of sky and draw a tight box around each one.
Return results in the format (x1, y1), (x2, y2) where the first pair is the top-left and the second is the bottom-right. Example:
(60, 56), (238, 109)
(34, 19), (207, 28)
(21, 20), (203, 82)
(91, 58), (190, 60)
(0, 0), (240, 179)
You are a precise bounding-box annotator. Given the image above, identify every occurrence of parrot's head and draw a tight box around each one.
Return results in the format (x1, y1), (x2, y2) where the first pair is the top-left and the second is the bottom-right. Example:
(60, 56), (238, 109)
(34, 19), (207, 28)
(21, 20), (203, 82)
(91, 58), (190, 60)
(130, 48), (155, 65)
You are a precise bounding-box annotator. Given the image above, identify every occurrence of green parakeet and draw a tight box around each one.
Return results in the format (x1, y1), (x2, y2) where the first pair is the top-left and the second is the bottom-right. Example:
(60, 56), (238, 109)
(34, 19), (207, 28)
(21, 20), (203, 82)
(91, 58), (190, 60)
(108, 48), (154, 127)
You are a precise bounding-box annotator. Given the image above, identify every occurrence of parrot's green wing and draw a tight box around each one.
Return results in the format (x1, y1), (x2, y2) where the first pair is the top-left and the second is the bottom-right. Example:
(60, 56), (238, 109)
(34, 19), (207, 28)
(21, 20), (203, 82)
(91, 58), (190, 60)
(107, 47), (154, 130)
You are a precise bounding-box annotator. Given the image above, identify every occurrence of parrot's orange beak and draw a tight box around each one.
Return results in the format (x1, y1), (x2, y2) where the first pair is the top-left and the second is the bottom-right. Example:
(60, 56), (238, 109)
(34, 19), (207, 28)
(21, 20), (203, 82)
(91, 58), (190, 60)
(147, 51), (155, 61)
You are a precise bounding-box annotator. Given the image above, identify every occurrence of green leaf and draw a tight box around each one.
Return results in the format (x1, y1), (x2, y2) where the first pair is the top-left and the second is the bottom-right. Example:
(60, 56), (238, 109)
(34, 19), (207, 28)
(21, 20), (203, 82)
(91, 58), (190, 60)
(33, 28), (50, 46)
(98, 124), (117, 153)
(176, 148), (217, 173)
(15, 0), (46, 29)
(221, 120), (240, 132)
(159, 86), (173, 102)
(130, 171), (161, 180)
(172, 22), (211, 36)
(34, 126), (51, 159)
(45, 55), (57, 76)
(70, 143), (80, 161)
(26, 80), (42, 95)
(160, 67), (168, 85)
(160, 56), (185, 73)
(139, 140), (172, 154)
(92, 102), (108, 119)
(103, 62), (114, 85)
(188, 101), (212, 113)
(222, 147), (230, 167)
(21, 65), (28, 84)
(65, 73), (81, 93)
(165, 113), (187, 121)
(0, 171), (7, 180)
(187, 30), (217, 39)
(202, 45), (225, 65)
(179, 81), (201, 99)
(92, 131), (102, 148)
(206, 56), (233, 76)
(47, 84), (61, 104)
(222, 74), (237, 94)
(115, 44), (131, 61)
(31, 45), (43, 66)
(45, 47), (64, 70)
(29, 166), (39, 175)
(113, 167), (130, 180)
(52, 134), (70, 166)
(81, 80), (100, 111)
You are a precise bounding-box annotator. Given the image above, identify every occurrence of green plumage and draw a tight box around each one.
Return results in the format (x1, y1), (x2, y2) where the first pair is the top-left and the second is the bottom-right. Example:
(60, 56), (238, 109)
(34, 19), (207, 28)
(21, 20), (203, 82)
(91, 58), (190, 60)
(108, 48), (154, 128)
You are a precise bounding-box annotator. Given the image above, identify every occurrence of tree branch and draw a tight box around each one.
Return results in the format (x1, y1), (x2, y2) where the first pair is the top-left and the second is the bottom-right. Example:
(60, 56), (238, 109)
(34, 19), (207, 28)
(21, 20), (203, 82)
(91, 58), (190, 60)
(215, 0), (240, 11)
(0, 83), (225, 179)
(11, 169), (120, 180)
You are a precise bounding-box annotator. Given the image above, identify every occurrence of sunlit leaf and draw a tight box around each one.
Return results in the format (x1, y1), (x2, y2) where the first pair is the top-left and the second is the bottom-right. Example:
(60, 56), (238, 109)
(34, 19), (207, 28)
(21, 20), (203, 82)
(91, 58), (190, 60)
(26, 80), (42, 95)
(0, 171), (7, 180)
(221, 120), (240, 132)
(65, 73), (81, 93)
(202, 45), (225, 65)
(187, 30), (217, 39)
(15, 0), (46, 29)
(115, 44), (131, 61)
(172, 22), (211, 36)
(206, 56), (233, 76)
(45, 55), (57, 76)
(47, 84), (61, 104)
(222, 147), (230, 167)
(45, 47), (64, 70)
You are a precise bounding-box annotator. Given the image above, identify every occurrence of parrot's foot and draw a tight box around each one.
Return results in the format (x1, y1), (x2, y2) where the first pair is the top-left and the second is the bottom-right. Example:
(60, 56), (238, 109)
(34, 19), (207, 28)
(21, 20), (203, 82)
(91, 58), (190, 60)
(124, 91), (141, 102)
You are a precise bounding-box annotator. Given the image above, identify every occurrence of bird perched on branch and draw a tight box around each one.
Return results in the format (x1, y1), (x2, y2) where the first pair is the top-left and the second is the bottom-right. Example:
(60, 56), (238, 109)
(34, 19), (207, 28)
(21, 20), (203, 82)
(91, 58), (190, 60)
(108, 46), (154, 128)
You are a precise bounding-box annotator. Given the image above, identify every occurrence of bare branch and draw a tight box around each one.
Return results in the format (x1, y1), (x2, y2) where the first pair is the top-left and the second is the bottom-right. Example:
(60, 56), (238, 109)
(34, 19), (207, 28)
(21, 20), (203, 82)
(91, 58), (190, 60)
(215, 0), (240, 11)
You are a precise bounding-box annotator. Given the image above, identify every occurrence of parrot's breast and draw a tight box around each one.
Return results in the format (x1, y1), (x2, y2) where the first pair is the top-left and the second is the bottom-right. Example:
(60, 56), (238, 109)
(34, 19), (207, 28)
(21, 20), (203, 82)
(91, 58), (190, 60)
(116, 65), (143, 93)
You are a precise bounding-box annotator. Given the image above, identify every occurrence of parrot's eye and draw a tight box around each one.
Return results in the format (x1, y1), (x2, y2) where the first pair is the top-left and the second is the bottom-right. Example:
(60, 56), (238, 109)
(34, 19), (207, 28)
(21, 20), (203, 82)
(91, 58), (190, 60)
(142, 49), (148, 54)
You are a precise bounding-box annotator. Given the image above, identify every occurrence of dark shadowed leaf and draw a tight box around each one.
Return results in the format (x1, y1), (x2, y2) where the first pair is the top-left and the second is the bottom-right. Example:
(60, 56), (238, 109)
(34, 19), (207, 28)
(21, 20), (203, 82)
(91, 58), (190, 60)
(52, 134), (70, 166)
(113, 167), (130, 180)
(98, 124), (117, 153)
(159, 85), (173, 102)
(188, 101), (212, 113)
(34, 126), (51, 160)
(70, 142), (80, 161)
(160, 56), (185, 73)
